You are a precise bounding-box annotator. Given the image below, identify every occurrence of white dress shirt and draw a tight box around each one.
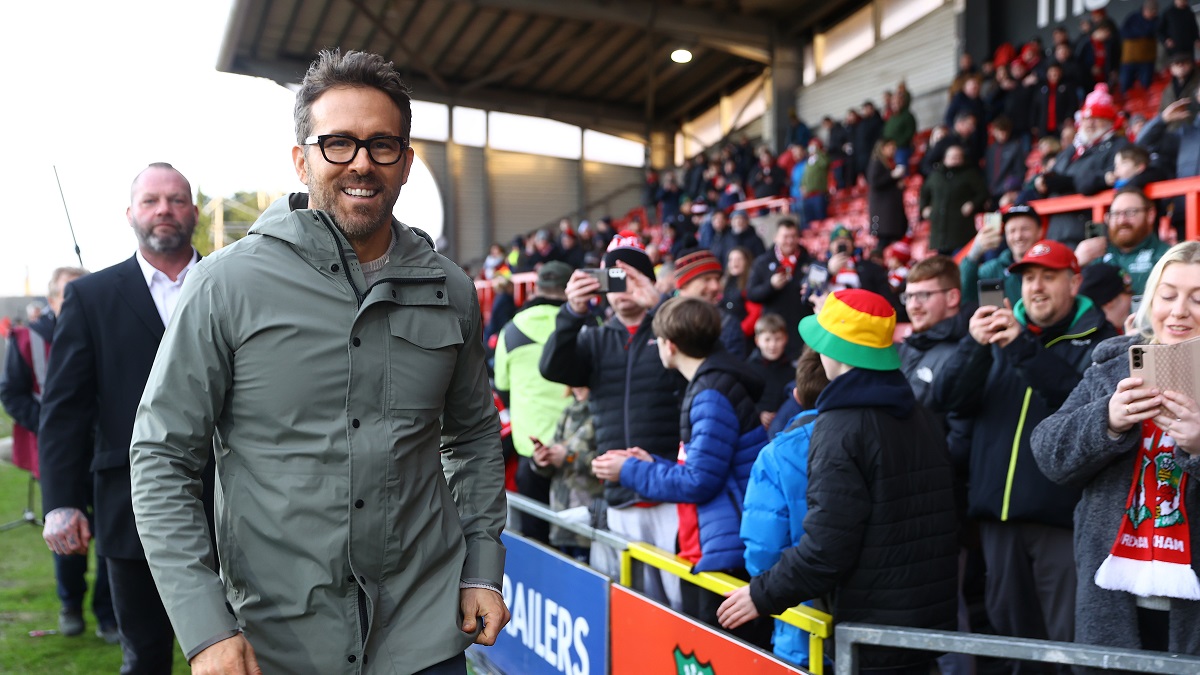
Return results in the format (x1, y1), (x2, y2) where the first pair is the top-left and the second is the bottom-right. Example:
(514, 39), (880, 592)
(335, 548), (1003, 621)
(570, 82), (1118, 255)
(135, 249), (199, 327)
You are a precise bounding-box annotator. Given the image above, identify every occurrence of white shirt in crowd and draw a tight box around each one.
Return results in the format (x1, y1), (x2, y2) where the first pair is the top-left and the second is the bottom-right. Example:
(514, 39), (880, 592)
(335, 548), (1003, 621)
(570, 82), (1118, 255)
(135, 249), (199, 327)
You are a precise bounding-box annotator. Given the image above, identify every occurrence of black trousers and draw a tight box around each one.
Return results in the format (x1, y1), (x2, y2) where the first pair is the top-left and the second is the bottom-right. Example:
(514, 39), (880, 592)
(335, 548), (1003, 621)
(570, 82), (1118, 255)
(416, 652), (467, 674)
(515, 457), (552, 544)
(679, 570), (774, 651)
(106, 556), (175, 675)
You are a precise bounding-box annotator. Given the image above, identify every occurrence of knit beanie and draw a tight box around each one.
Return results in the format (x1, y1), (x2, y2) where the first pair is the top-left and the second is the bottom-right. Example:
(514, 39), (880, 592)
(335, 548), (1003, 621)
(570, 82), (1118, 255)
(603, 230), (656, 281)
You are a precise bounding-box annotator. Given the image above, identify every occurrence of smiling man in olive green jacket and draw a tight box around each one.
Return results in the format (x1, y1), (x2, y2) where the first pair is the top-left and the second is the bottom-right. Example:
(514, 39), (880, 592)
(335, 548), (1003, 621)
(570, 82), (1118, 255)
(129, 50), (508, 675)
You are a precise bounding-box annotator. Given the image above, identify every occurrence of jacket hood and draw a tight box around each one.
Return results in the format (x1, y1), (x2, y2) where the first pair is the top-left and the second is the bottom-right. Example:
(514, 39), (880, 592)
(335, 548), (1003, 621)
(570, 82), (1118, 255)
(905, 304), (975, 351)
(816, 367), (914, 418)
(247, 193), (443, 277)
(1092, 333), (1142, 365)
(693, 348), (765, 402)
(1013, 294), (1100, 332)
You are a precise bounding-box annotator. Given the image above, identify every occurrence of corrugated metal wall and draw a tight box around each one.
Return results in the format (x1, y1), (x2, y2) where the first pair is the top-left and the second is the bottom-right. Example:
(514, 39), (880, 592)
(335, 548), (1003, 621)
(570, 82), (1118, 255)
(488, 150), (580, 242)
(582, 161), (643, 226)
(797, 3), (957, 130)
(450, 145), (488, 261)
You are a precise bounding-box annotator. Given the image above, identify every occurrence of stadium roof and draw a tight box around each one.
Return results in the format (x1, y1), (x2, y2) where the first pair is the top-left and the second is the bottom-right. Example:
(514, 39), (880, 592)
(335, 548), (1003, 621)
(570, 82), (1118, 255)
(217, 0), (857, 142)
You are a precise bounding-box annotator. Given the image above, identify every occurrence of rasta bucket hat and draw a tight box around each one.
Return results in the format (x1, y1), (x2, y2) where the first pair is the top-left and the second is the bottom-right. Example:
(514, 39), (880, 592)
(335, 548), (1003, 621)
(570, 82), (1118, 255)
(798, 288), (900, 371)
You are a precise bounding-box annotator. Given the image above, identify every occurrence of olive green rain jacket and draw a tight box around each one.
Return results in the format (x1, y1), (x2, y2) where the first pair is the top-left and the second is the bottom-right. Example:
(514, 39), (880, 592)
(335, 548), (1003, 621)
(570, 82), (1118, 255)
(130, 194), (506, 674)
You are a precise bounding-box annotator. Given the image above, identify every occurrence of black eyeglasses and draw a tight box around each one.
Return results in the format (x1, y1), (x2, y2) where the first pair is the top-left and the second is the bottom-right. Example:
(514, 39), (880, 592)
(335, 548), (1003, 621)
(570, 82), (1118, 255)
(303, 134), (409, 165)
(1104, 207), (1147, 222)
(900, 288), (952, 304)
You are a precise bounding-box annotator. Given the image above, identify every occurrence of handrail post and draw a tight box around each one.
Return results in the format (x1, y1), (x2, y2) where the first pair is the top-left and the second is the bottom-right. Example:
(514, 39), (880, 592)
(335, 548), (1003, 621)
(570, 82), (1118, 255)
(834, 629), (855, 675)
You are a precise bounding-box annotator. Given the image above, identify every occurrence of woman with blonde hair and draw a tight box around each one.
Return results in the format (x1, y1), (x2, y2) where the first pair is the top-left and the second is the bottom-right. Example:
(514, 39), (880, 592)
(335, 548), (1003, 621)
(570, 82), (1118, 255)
(1033, 241), (1200, 660)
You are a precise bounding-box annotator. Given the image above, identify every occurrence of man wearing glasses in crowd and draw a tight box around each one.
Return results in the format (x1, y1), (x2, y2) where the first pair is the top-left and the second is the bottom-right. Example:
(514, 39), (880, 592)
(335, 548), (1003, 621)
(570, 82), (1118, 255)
(1076, 186), (1171, 299)
(128, 50), (508, 675)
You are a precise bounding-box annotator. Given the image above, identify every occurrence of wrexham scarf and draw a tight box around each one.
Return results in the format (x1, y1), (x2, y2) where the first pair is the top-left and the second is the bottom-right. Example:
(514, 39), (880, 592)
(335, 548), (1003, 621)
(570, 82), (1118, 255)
(1094, 422), (1200, 600)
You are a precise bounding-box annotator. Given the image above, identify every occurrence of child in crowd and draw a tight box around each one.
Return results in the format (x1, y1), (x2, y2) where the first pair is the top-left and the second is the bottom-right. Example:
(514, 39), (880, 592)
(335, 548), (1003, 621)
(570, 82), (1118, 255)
(591, 296), (771, 647)
(883, 240), (913, 291)
(1105, 145), (1157, 190)
(740, 349), (830, 668)
(530, 386), (602, 564)
(745, 314), (795, 429)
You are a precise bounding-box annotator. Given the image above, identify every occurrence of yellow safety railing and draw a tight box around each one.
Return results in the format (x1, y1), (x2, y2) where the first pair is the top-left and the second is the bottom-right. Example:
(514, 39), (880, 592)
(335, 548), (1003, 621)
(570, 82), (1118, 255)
(620, 541), (833, 674)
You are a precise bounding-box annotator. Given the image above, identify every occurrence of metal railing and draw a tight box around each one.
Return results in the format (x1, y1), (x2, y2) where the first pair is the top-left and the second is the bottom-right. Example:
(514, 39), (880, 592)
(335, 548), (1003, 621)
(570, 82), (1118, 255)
(506, 491), (832, 673)
(833, 624), (1200, 674)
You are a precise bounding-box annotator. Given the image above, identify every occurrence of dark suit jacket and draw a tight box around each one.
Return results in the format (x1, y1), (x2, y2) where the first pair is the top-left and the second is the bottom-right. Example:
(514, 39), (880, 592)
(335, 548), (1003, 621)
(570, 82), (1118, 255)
(39, 254), (212, 560)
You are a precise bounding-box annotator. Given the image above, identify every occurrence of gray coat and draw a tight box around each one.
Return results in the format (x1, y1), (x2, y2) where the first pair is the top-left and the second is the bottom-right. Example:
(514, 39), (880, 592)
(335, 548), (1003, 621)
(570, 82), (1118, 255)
(1031, 334), (1200, 660)
(130, 195), (506, 673)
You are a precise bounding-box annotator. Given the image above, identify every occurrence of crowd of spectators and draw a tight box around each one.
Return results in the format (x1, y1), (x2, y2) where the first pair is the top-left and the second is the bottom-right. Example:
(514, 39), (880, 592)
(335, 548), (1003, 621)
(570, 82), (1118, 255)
(482, 5), (1200, 671)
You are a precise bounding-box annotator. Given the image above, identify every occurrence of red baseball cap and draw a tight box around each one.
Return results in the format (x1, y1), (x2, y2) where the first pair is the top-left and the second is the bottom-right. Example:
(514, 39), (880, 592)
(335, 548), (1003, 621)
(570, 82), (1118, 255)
(1008, 240), (1081, 275)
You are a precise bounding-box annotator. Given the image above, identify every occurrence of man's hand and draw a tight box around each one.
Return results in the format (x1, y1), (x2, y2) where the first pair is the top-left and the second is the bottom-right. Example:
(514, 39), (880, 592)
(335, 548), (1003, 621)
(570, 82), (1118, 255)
(591, 450), (631, 481)
(43, 507), (91, 556)
(1075, 236), (1107, 266)
(970, 224), (1003, 261)
(921, 205), (932, 220)
(827, 252), (850, 275)
(614, 261), (659, 311)
(1163, 99), (1192, 124)
(961, 201), (975, 217)
(1034, 175), (1047, 195)
(190, 634), (262, 675)
(565, 270), (602, 315)
(716, 585), (761, 630)
(760, 410), (776, 428)
(770, 270), (789, 290)
(968, 304), (1017, 347)
(461, 587), (510, 646)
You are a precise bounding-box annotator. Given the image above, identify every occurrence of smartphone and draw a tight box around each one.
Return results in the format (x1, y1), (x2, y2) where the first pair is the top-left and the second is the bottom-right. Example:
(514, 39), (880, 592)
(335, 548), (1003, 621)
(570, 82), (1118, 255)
(978, 278), (1005, 309)
(1084, 220), (1107, 240)
(529, 436), (545, 449)
(983, 211), (1002, 235)
(581, 267), (627, 293)
(1130, 337), (1200, 397)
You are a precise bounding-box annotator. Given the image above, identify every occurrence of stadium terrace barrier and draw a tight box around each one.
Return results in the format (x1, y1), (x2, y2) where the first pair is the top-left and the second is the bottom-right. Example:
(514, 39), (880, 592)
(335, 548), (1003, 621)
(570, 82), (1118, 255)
(833, 624), (1200, 674)
(506, 491), (832, 674)
(620, 541), (833, 670)
(1026, 175), (1200, 242)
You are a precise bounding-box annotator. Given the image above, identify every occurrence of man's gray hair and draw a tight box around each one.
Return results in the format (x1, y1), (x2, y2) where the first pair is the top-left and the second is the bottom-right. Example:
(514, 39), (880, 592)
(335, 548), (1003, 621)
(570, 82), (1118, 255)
(294, 49), (413, 144)
(48, 266), (88, 297)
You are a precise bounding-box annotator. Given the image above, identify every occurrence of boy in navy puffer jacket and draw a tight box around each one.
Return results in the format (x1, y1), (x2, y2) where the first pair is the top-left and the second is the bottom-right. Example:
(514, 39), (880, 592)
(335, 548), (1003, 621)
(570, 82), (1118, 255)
(592, 296), (771, 647)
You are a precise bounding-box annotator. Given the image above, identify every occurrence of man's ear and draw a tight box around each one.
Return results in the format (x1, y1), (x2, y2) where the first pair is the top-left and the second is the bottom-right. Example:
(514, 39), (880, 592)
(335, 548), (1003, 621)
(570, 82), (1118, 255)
(292, 145), (310, 185)
(946, 287), (962, 311)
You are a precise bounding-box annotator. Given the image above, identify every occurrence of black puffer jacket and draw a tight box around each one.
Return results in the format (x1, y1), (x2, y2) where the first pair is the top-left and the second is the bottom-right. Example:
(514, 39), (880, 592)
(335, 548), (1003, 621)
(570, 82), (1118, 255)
(932, 297), (1118, 527)
(1042, 133), (1130, 247)
(749, 368), (957, 670)
(746, 250), (814, 359)
(899, 308), (975, 468)
(540, 305), (685, 507)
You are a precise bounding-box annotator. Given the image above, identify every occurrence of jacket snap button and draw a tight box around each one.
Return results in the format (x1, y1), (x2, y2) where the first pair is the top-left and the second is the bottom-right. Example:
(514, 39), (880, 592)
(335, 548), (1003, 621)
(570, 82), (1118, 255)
(359, 575), (366, 584)
(347, 654), (356, 663)
(331, 264), (340, 273)
(355, 499), (364, 508)
(348, 575), (355, 583)
(352, 419), (360, 428)
(352, 337), (361, 347)
(436, 290), (444, 299)
(391, 290), (397, 298)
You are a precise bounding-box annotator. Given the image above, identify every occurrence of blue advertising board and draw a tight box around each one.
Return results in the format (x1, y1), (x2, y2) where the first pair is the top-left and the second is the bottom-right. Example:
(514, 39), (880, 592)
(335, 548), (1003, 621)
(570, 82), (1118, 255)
(470, 532), (609, 675)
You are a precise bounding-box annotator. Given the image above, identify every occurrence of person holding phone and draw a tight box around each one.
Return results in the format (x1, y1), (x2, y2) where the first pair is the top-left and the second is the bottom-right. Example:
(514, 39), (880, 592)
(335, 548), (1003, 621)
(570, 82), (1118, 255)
(1033, 242), (1200, 658)
(959, 204), (1041, 308)
(933, 240), (1117, 664)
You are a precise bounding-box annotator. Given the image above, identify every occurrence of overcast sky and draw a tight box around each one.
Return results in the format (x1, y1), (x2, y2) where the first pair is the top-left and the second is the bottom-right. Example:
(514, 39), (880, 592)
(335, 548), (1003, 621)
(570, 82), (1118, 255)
(0, 1), (443, 297)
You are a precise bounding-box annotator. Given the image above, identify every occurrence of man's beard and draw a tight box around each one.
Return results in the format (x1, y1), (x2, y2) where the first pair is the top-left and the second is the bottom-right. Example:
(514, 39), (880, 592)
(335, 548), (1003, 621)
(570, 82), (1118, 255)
(133, 216), (195, 254)
(308, 175), (400, 243)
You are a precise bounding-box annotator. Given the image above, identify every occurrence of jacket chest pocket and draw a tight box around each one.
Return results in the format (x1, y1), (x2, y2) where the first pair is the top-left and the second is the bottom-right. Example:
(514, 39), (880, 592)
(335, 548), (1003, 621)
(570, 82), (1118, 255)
(387, 309), (464, 412)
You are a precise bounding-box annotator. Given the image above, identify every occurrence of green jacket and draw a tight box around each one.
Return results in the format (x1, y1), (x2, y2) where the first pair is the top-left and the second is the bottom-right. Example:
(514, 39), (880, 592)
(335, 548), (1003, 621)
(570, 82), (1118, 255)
(919, 165), (989, 253)
(1099, 234), (1171, 298)
(532, 396), (601, 548)
(960, 248), (1021, 307)
(882, 105), (917, 149)
(800, 150), (831, 196)
(130, 195), (506, 673)
(494, 299), (573, 457)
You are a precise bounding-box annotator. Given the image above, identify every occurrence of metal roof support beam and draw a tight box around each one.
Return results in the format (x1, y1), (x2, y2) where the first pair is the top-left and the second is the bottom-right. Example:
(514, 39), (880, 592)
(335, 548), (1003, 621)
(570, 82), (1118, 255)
(453, 0), (771, 61)
(458, 26), (600, 94)
(344, 0), (451, 92)
(766, 36), (803, 154)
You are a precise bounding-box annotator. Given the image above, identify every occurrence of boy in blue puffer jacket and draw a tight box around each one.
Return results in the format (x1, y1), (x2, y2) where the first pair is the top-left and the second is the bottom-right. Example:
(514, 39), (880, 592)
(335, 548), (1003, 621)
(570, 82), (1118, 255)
(740, 348), (829, 667)
(592, 296), (771, 647)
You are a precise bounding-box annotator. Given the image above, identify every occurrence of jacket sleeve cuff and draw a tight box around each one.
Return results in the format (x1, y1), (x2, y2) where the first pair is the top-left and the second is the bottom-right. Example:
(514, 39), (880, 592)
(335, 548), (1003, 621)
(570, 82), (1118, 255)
(460, 580), (503, 595)
(461, 537), (507, 588)
(184, 629), (242, 662)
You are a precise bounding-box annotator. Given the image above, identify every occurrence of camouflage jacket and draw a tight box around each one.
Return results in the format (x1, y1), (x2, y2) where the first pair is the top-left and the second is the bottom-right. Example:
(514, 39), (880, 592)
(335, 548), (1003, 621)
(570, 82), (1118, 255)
(532, 397), (602, 548)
